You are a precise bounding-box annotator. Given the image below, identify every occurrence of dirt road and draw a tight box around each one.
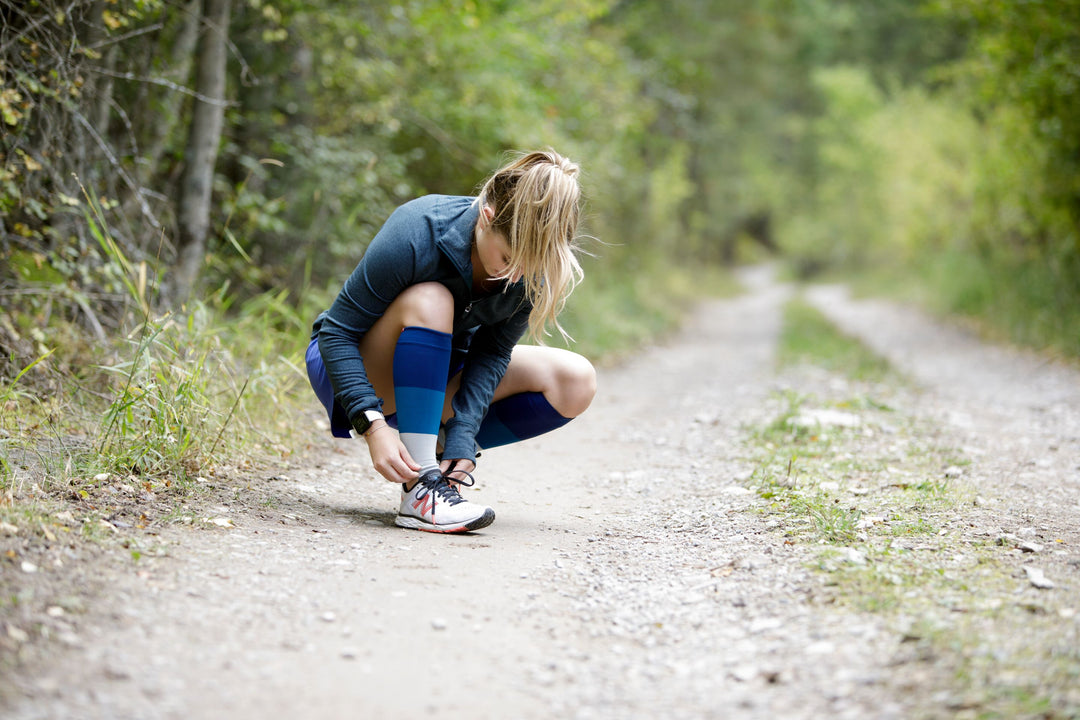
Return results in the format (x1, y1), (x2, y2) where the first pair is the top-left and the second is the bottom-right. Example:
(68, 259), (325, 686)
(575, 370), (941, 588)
(5, 267), (1079, 719)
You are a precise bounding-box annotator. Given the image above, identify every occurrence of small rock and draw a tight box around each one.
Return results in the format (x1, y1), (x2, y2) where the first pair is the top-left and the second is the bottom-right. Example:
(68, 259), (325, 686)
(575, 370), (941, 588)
(789, 409), (861, 429)
(805, 640), (835, 655)
(431, 618), (447, 631)
(93, 473), (111, 483)
(320, 612), (336, 623)
(1024, 566), (1055, 590)
(1018, 541), (1043, 554)
(856, 516), (886, 530)
(842, 548), (868, 566)
(748, 618), (782, 634)
(341, 648), (358, 660)
(104, 665), (131, 681)
(943, 466), (964, 478)
(730, 665), (758, 682)
(21, 561), (37, 574)
(35, 677), (60, 695)
(0, 521), (18, 536)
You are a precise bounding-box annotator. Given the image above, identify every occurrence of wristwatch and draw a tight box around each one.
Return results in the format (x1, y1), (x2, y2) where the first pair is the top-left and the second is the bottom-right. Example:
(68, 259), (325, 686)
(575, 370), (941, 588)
(349, 409), (385, 438)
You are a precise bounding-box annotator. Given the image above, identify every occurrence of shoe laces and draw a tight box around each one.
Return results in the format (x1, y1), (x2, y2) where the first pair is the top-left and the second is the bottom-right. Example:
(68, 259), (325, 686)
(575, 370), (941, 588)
(415, 468), (475, 507)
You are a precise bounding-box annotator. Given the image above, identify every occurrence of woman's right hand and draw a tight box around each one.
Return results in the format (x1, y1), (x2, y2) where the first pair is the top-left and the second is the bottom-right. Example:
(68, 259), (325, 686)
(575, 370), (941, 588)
(363, 423), (421, 483)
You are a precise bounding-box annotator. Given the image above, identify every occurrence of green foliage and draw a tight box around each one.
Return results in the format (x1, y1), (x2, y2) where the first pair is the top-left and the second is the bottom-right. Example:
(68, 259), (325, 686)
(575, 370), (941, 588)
(560, 251), (739, 361)
(933, 0), (1080, 227)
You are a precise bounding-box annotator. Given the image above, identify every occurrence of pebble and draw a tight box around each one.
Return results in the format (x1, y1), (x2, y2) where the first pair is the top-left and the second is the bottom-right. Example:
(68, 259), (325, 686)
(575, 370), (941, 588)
(1024, 567), (1055, 589)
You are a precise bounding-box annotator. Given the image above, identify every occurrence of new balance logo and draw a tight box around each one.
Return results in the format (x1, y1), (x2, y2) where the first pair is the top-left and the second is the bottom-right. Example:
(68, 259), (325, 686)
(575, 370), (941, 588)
(412, 495), (434, 517)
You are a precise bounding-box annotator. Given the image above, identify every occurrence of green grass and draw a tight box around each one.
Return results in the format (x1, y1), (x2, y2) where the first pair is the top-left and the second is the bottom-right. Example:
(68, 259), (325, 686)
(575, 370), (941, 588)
(777, 296), (896, 381)
(561, 253), (741, 362)
(845, 248), (1080, 361)
(1, 200), (325, 544)
(739, 296), (1080, 718)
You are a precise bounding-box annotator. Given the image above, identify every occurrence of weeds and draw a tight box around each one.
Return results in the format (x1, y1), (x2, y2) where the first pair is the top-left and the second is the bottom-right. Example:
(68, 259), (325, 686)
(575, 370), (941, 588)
(739, 294), (1080, 718)
(0, 184), (323, 544)
(777, 297), (896, 382)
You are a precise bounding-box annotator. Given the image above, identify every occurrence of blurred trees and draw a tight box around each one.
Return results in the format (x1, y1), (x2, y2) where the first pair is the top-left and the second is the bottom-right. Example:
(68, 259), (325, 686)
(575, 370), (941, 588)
(2, 0), (1079, 356)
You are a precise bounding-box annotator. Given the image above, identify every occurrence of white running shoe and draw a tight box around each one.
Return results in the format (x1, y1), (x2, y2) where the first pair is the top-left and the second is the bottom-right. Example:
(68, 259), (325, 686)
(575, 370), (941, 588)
(395, 469), (495, 533)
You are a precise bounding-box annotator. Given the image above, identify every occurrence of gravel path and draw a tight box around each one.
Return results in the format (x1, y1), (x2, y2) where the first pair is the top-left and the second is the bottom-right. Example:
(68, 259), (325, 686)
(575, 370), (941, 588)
(4, 268), (1079, 719)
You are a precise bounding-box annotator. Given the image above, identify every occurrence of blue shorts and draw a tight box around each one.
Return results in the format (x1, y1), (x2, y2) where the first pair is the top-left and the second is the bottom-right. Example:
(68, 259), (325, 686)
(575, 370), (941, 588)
(305, 338), (355, 438)
(305, 338), (465, 439)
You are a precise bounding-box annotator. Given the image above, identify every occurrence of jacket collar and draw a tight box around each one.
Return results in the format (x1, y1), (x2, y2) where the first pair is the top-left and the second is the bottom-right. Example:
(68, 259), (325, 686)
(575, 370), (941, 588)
(432, 196), (480, 285)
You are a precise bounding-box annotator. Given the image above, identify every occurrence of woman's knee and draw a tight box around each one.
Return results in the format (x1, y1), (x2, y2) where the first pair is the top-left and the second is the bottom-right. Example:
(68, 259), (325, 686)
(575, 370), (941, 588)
(553, 352), (596, 418)
(393, 282), (454, 332)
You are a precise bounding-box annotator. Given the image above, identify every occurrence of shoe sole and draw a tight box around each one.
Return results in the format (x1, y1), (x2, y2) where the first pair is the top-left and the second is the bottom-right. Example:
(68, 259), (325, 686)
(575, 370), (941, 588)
(394, 508), (495, 533)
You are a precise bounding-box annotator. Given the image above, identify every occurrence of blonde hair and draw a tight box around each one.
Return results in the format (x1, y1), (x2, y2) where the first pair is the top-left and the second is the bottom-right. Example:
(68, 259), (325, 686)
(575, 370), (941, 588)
(477, 149), (584, 342)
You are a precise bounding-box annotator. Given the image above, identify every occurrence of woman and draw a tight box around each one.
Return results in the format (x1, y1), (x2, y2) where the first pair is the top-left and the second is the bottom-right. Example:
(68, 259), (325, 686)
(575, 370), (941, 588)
(306, 150), (597, 533)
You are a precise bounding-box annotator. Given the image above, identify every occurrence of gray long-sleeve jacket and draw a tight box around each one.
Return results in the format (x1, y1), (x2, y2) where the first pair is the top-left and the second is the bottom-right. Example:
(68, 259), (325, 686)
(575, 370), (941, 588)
(311, 194), (531, 462)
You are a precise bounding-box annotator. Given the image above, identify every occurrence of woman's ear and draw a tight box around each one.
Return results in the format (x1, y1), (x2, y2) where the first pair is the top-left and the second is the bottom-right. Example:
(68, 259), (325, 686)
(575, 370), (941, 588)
(481, 203), (495, 226)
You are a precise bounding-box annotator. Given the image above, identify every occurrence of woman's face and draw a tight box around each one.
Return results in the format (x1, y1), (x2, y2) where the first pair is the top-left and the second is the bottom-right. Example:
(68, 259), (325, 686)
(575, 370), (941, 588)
(475, 207), (522, 283)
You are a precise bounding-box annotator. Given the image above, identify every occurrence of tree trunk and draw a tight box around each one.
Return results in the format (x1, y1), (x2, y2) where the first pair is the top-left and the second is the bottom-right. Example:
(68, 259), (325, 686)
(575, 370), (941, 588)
(172, 0), (231, 305)
(141, 0), (203, 186)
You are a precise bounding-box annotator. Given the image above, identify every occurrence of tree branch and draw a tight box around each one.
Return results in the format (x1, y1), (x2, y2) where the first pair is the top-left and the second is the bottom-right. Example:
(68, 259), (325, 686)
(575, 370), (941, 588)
(83, 65), (238, 107)
(69, 106), (162, 229)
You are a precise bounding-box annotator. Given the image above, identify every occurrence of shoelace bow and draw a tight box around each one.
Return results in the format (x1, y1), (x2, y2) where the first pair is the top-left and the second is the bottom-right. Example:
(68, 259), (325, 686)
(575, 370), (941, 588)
(415, 468), (476, 508)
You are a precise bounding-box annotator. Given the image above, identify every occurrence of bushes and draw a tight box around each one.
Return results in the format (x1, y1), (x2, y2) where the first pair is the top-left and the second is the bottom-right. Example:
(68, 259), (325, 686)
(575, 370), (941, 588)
(777, 60), (1080, 356)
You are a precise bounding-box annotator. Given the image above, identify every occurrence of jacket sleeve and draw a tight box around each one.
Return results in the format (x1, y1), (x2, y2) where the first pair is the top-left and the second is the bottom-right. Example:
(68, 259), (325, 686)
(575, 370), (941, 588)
(316, 207), (432, 428)
(441, 307), (531, 462)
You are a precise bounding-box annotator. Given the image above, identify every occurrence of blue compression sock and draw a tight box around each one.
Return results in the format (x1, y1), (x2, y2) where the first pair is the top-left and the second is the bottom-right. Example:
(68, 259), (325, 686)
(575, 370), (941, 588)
(393, 326), (452, 474)
(475, 391), (572, 450)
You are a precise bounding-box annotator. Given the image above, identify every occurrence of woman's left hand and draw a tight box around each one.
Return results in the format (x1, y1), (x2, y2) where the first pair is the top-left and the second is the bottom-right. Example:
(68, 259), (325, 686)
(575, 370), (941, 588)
(440, 457), (476, 482)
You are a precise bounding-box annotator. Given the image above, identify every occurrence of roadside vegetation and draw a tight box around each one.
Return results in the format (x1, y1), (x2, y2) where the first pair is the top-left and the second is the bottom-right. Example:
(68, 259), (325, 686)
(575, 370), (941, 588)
(740, 296), (1079, 718)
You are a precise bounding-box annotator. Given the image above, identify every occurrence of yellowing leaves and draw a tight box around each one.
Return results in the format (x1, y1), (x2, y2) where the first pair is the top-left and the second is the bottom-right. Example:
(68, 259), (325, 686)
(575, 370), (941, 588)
(102, 10), (124, 30)
(1, 88), (24, 126)
(19, 150), (42, 172)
